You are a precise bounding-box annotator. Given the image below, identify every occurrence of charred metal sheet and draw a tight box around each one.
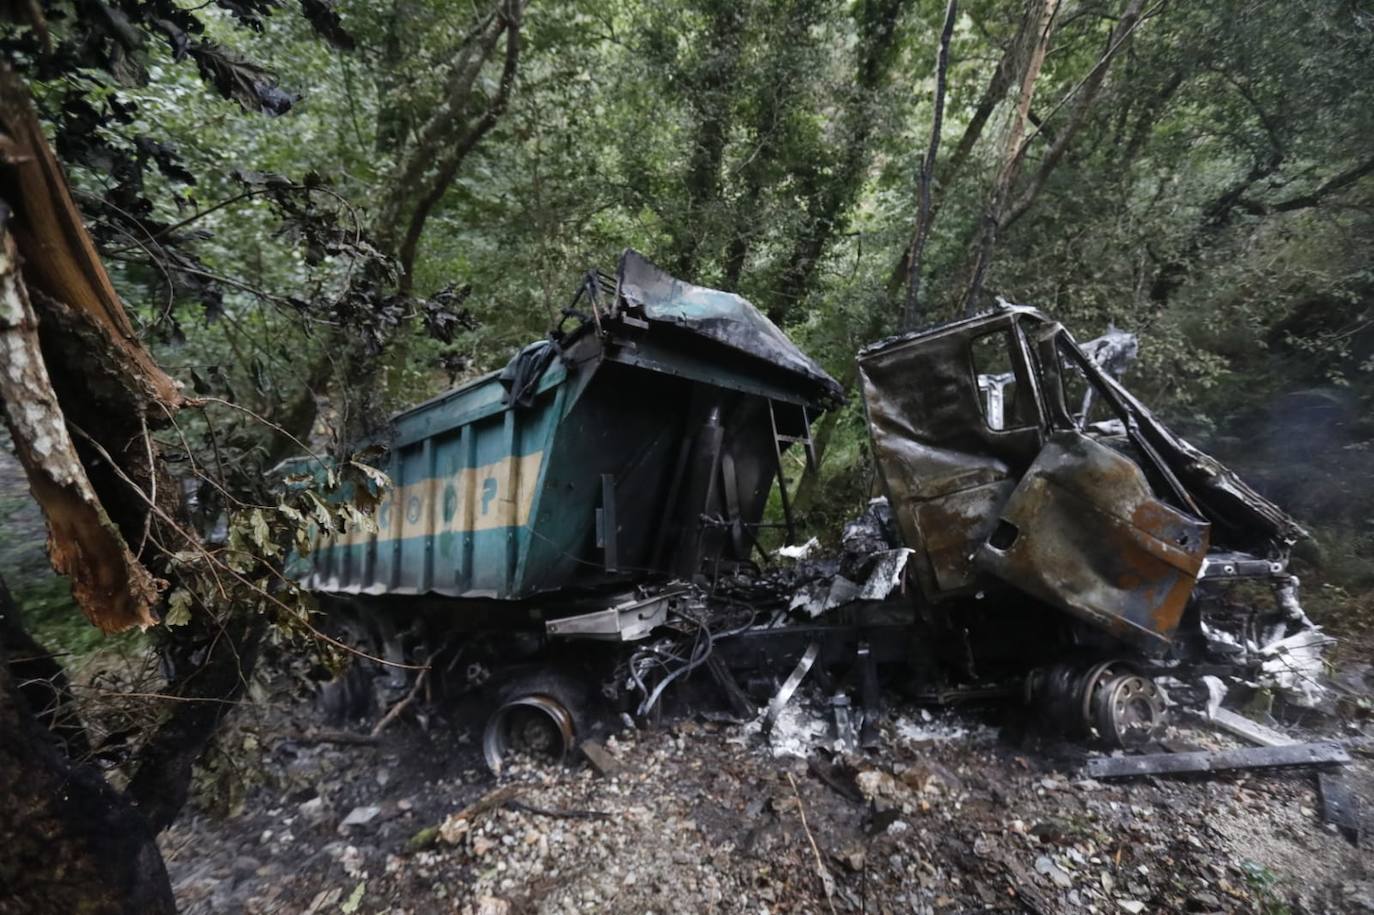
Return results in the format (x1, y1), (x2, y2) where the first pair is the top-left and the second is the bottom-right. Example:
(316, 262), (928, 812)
(1092, 366), (1307, 554)
(914, 479), (1017, 594)
(1318, 772), (1362, 846)
(1199, 552), (1284, 580)
(976, 431), (1210, 650)
(1204, 708), (1294, 748)
(859, 302), (1306, 652)
(789, 576), (860, 618)
(765, 641), (820, 731)
(1083, 741), (1350, 779)
(544, 591), (678, 641)
(617, 249), (844, 404)
(859, 313), (1044, 602)
(857, 548), (912, 600)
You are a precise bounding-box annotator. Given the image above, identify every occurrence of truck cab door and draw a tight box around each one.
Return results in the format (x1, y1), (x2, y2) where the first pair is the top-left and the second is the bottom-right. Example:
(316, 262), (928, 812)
(974, 329), (1210, 651)
(860, 314), (1047, 600)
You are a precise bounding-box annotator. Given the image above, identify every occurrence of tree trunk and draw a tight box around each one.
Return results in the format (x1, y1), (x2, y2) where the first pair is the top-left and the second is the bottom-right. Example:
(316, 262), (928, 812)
(375, 0), (423, 156)
(999, 0), (1149, 232)
(719, 0), (823, 291)
(372, 0), (525, 293)
(0, 577), (89, 760)
(900, 0), (958, 330)
(885, 1), (1043, 301)
(392, 3), (524, 292)
(770, 0), (910, 324)
(0, 66), (180, 634)
(1, 65), (268, 841)
(126, 612), (266, 832)
(342, 0), (525, 444)
(0, 581), (175, 915)
(670, 1), (744, 280)
(960, 0), (1058, 313)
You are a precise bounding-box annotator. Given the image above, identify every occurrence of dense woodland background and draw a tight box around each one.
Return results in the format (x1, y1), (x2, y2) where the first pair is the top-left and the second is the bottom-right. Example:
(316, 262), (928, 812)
(9, 0), (1373, 629)
(0, 0), (1371, 909)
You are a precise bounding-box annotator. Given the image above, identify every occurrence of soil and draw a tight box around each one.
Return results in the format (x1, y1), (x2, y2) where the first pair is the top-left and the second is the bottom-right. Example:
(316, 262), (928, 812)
(160, 679), (1373, 915)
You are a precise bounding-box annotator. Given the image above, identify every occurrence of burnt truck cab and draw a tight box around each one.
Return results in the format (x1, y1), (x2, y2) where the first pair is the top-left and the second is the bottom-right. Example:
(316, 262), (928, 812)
(859, 304), (1307, 660)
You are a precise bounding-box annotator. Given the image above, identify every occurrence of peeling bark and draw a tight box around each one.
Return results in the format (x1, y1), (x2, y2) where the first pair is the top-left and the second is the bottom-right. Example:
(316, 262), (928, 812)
(0, 65), (187, 632)
(0, 222), (161, 632)
(0, 67), (180, 410)
(960, 0), (1058, 313)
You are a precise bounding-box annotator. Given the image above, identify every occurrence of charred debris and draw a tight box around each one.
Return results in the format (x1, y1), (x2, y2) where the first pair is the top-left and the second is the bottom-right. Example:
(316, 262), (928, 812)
(291, 250), (1346, 786)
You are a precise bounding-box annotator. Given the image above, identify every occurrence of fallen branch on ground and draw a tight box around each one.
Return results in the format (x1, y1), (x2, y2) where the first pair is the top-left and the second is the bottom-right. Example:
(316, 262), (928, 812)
(787, 771), (837, 915)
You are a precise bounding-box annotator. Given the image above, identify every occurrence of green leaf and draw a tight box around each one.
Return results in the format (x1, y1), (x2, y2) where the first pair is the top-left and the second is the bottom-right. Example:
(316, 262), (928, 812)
(165, 589), (193, 627)
(340, 881), (365, 914)
(250, 508), (271, 549)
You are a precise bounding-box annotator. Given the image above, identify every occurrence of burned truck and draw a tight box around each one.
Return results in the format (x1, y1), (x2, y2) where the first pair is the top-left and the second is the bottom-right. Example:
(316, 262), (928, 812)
(294, 249), (846, 766)
(859, 306), (1325, 744)
(294, 255), (1325, 767)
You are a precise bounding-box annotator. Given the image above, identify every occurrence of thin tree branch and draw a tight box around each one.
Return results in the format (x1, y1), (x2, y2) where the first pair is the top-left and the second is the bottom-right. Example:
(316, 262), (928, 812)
(395, 2), (523, 291)
(1001, 0), (1154, 231)
(901, 0), (958, 329)
(1245, 155), (1374, 214)
(960, 0), (1059, 313)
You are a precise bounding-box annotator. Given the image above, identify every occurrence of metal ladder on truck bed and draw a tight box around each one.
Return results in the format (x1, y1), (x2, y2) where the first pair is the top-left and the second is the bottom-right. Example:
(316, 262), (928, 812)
(767, 400), (817, 545)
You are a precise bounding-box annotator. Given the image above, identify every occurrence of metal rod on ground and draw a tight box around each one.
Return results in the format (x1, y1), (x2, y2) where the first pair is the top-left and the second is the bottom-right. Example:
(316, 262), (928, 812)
(1084, 741), (1350, 779)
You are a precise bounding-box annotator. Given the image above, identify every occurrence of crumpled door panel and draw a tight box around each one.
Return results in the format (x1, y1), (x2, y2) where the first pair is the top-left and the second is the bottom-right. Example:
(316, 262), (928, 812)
(914, 478), (1017, 593)
(975, 431), (1210, 651)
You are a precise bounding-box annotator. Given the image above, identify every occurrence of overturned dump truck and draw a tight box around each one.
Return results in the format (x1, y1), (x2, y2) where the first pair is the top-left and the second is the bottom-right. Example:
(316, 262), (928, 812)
(294, 256), (1326, 770)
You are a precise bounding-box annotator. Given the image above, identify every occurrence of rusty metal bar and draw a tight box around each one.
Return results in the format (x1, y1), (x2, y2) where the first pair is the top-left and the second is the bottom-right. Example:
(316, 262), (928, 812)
(768, 399), (798, 545)
(1084, 742), (1350, 779)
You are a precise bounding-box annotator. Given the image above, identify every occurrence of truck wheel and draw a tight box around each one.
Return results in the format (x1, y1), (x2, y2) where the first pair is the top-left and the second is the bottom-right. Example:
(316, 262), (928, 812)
(481, 670), (586, 774)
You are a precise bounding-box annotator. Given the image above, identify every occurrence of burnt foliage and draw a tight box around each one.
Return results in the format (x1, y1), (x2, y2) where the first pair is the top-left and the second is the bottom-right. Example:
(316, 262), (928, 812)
(189, 42), (300, 115)
(0, 0), (479, 353)
(300, 0), (357, 51)
(231, 169), (477, 353)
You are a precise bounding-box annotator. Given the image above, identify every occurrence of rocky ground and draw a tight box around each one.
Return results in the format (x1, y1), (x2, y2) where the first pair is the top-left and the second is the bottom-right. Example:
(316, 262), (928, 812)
(161, 679), (1373, 915)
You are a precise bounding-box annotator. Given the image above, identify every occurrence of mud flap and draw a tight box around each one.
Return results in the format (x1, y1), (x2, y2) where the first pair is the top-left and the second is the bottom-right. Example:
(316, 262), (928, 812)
(975, 431), (1209, 651)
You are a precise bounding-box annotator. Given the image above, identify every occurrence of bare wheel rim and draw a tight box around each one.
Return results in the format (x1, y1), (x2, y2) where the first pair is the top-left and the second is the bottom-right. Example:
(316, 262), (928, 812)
(482, 693), (575, 774)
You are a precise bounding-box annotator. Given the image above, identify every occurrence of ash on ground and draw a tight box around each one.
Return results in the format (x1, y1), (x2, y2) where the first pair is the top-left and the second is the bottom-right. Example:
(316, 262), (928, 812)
(163, 680), (1372, 915)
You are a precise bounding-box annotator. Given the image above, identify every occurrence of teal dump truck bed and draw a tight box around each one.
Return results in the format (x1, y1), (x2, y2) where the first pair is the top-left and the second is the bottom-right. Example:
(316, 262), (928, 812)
(298, 250), (842, 608)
